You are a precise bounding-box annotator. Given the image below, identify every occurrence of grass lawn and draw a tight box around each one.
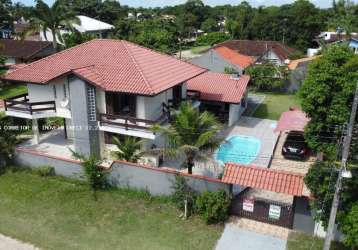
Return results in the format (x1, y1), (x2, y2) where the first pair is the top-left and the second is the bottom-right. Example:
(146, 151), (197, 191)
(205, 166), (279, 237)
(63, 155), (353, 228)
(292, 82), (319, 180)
(191, 45), (211, 54)
(0, 169), (223, 250)
(0, 84), (28, 99)
(252, 92), (301, 120)
(287, 232), (348, 250)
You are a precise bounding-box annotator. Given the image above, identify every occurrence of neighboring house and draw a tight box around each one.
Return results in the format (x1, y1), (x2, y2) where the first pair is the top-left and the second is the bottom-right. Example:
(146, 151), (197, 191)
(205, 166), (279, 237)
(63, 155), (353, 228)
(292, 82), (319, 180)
(0, 27), (12, 39)
(190, 46), (255, 75)
(187, 71), (249, 126)
(287, 56), (321, 92)
(347, 37), (358, 54)
(39, 15), (114, 43)
(190, 40), (295, 74)
(2, 39), (207, 157)
(0, 39), (55, 65)
(307, 31), (358, 56)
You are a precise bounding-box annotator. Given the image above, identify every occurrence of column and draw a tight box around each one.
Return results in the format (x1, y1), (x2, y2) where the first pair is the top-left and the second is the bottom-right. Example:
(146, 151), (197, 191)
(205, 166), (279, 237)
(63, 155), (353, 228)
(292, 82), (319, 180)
(32, 119), (40, 144)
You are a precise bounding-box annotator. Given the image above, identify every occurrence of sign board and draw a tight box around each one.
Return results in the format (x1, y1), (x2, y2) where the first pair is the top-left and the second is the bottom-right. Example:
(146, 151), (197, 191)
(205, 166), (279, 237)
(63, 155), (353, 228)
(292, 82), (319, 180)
(243, 198), (254, 212)
(269, 205), (281, 220)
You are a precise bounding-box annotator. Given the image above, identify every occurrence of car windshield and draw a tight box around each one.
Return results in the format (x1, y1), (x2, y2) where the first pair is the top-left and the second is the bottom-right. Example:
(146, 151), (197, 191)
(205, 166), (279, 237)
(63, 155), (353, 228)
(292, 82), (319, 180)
(286, 134), (304, 142)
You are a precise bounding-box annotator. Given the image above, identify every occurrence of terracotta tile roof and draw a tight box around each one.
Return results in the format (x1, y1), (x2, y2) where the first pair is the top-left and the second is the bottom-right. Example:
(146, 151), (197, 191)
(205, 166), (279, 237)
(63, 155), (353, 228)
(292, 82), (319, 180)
(215, 40), (295, 61)
(288, 56), (321, 70)
(187, 72), (249, 104)
(223, 163), (306, 196)
(3, 39), (207, 95)
(214, 46), (255, 69)
(0, 39), (53, 60)
(275, 108), (310, 132)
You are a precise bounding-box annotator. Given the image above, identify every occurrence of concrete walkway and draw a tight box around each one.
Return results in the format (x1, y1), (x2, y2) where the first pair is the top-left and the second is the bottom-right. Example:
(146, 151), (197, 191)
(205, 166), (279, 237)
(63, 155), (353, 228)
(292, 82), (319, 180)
(0, 234), (39, 250)
(216, 218), (289, 250)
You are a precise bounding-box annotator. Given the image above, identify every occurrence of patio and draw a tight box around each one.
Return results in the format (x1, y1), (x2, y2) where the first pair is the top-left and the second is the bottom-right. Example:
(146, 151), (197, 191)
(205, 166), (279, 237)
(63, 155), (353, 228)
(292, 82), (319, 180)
(18, 130), (75, 159)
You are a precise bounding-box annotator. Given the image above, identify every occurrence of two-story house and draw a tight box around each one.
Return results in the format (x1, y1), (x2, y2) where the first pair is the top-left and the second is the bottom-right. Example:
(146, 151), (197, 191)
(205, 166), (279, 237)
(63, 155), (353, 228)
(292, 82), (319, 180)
(2, 39), (206, 157)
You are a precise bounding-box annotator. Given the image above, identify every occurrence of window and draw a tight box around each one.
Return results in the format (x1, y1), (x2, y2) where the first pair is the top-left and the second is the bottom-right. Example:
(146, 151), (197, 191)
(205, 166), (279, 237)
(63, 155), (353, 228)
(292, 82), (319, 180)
(53, 85), (57, 99)
(63, 84), (67, 98)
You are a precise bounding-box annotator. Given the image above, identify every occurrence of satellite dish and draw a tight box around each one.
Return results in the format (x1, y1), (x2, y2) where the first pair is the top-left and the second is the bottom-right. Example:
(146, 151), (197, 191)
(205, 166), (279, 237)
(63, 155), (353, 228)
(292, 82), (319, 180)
(60, 99), (70, 108)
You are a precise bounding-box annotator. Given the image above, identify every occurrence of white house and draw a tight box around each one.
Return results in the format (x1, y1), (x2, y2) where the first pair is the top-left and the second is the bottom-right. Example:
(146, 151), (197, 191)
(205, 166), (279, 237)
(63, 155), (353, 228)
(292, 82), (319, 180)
(3, 39), (250, 161)
(40, 15), (114, 43)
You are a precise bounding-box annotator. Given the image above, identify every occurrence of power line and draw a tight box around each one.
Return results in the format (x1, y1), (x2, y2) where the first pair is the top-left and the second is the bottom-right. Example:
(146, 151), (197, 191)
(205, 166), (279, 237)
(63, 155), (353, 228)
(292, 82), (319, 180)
(323, 82), (358, 250)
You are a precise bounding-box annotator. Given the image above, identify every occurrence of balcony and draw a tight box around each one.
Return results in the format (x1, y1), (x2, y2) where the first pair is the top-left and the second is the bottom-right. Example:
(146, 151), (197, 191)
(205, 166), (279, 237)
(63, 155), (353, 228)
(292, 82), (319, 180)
(98, 112), (168, 140)
(4, 94), (57, 119)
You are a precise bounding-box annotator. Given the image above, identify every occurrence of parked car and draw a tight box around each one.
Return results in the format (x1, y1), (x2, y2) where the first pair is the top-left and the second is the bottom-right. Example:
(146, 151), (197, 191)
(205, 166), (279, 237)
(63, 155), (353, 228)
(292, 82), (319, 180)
(282, 131), (309, 160)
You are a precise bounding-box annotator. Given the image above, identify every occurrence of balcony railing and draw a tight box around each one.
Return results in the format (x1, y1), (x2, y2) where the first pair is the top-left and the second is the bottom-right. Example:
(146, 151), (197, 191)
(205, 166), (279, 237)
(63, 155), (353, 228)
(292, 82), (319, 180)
(98, 111), (168, 132)
(4, 93), (56, 115)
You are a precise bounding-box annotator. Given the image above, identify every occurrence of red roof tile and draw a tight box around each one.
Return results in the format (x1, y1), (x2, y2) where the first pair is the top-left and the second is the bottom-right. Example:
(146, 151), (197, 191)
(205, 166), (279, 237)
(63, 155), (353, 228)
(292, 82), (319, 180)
(275, 108), (310, 132)
(215, 40), (295, 61)
(222, 163), (305, 196)
(3, 39), (206, 95)
(187, 72), (249, 104)
(214, 46), (255, 69)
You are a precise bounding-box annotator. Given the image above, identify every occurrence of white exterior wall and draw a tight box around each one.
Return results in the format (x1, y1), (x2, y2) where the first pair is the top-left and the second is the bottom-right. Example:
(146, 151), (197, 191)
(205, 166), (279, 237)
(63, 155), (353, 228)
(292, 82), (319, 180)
(27, 76), (71, 118)
(137, 89), (173, 121)
(261, 49), (285, 66)
(5, 57), (16, 65)
(229, 104), (240, 126)
(182, 82), (187, 99)
(96, 88), (106, 114)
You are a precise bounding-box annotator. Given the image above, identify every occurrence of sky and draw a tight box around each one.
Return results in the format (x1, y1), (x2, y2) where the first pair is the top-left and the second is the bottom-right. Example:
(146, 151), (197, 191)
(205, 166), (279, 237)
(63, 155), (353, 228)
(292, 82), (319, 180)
(13, 0), (358, 9)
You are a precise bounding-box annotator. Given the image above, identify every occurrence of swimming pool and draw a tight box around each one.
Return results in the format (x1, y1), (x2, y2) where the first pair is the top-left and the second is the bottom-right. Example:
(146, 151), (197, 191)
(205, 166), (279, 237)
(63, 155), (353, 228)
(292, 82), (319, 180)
(216, 135), (261, 165)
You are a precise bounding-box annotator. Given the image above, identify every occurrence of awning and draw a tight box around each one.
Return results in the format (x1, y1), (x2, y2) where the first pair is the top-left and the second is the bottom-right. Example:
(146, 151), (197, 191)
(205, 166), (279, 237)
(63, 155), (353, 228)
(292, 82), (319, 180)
(222, 163), (306, 196)
(275, 109), (310, 133)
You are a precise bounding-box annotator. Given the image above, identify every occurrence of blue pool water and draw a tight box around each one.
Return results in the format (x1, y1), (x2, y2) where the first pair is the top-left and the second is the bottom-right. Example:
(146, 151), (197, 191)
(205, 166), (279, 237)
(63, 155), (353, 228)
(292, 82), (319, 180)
(216, 136), (261, 165)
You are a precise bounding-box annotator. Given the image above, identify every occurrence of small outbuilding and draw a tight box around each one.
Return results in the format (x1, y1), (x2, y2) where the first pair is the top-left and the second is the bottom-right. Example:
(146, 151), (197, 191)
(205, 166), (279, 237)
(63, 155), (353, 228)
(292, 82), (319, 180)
(222, 163), (308, 228)
(187, 71), (249, 126)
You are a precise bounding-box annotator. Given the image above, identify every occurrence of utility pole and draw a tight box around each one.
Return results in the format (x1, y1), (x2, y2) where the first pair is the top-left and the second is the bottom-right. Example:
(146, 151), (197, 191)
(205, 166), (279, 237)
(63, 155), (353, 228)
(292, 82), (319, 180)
(323, 82), (358, 250)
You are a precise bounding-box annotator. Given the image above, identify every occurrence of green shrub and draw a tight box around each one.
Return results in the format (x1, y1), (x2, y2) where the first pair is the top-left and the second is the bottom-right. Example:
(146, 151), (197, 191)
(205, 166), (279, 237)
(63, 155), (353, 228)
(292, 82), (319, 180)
(171, 176), (197, 215)
(195, 190), (231, 224)
(33, 166), (55, 177)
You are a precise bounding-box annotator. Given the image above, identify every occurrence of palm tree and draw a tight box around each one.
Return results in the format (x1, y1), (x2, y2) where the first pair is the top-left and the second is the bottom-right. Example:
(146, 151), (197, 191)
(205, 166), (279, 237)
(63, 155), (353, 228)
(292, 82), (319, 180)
(153, 102), (223, 174)
(112, 136), (144, 163)
(23, 0), (80, 50)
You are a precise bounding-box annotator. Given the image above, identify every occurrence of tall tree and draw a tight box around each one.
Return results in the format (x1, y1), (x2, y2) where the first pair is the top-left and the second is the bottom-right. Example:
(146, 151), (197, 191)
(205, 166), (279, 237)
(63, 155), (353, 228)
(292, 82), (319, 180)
(23, 0), (80, 49)
(299, 45), (358, 155)
(0, 0), (12, 29)
(153, 102), (223, 174)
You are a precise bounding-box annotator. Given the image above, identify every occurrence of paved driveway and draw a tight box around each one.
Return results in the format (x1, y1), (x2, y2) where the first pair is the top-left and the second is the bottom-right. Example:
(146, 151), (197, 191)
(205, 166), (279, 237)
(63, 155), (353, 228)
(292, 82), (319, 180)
(216, 224), (287, 250)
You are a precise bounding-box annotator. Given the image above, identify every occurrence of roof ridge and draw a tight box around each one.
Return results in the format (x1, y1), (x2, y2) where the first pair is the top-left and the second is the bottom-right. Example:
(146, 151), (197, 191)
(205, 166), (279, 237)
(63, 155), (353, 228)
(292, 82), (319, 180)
(121, 40), (154, 94)
(5, 39), (98, 80)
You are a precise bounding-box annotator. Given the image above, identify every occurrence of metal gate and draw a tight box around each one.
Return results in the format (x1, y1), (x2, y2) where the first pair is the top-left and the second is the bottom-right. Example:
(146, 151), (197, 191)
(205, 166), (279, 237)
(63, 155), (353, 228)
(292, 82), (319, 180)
(230, 191), (295, 229)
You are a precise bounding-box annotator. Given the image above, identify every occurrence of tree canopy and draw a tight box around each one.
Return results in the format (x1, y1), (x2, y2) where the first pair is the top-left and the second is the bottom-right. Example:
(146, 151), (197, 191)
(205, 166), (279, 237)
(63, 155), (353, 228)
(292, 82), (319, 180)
(299, 45), (358, 155)
(3, 0), (358, 53)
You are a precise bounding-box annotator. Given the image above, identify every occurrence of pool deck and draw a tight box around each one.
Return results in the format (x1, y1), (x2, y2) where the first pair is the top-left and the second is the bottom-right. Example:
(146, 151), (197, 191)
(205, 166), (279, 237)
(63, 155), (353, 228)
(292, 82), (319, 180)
(223, 116), (279, 167)
(193, 116), (279, 178)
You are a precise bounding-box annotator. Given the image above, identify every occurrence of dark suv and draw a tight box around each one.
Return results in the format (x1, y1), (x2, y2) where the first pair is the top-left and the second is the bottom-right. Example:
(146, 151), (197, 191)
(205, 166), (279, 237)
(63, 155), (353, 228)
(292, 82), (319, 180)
(282, 131), (309, 160)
